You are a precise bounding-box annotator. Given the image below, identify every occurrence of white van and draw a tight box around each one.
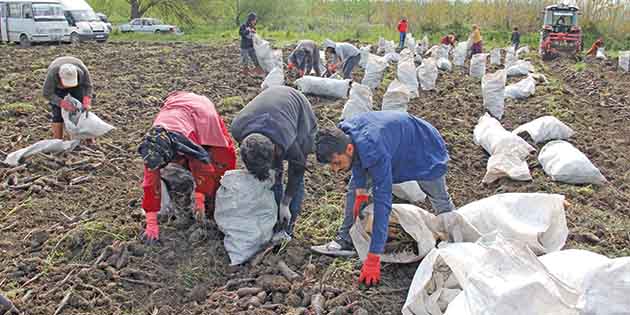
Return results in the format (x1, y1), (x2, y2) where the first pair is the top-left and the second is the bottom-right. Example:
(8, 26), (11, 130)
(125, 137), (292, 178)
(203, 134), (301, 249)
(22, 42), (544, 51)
(0, 0), (69, 46)
(59, 0), (108, 43)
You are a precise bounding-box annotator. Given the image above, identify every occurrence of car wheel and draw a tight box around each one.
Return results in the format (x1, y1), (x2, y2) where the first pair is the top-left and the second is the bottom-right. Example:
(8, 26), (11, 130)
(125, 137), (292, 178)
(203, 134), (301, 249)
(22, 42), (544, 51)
(70, 32), (80, 45)
(155, 30), (163, 34)
(19, 34), (31, 48)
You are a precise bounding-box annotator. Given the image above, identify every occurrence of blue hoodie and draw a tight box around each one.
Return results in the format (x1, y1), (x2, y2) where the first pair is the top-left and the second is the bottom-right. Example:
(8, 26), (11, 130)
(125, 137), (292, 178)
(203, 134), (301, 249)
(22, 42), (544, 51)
(339, 111), (448, 254)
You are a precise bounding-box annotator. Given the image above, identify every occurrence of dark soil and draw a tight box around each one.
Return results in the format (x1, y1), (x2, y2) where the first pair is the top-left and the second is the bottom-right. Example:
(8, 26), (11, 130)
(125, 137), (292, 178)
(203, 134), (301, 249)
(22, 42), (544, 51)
(1, 41), (629, 315)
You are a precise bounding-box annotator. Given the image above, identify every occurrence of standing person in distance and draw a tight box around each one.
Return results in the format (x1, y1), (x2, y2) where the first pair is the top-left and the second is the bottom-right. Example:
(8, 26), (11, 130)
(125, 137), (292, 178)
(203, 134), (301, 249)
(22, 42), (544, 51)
(397, 18), (408, 49)
(239, 12), (264, 77)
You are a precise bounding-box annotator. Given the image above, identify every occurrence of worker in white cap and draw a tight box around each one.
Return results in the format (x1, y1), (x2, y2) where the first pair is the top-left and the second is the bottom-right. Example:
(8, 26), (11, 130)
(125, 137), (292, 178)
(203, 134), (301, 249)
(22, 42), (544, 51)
(43, 56), (93, 140)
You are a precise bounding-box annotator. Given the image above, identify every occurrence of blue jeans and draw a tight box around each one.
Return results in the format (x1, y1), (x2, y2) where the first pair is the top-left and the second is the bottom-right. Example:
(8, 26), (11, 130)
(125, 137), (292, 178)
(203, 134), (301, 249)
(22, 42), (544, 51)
(337, 174), (455, 243)
(272, 167), (305, 235)
(399, 32), (406, 49)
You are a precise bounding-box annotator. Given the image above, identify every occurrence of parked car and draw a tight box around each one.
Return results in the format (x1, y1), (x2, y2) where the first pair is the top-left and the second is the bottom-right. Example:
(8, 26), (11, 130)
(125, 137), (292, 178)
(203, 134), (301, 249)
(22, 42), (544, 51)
(118, 18), (181, 34)
(96, 12), (112, 32)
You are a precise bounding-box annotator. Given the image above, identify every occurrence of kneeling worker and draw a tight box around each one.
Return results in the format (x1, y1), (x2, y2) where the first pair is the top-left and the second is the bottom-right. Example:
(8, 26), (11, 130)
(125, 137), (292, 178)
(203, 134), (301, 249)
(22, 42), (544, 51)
(313, 111), (455, 286)
(231, 86), (318, 235)
(138, 92), (236, 244)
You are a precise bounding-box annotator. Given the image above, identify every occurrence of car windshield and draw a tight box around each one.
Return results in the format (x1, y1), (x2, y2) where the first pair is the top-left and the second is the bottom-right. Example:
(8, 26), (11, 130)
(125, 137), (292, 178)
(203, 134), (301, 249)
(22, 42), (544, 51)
(69, 10), (99, 22)
(33, 3), (66, 20)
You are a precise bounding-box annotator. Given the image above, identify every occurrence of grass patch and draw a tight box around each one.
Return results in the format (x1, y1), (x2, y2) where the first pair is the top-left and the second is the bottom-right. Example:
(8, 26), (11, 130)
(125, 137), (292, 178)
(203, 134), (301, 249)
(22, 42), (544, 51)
(574, 62), (586, 72)
(176, 263), (206, 289)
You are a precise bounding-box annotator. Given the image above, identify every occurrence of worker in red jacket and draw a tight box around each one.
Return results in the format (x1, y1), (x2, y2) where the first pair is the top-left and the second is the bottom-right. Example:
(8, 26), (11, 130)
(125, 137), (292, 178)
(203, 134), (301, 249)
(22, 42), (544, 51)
(397, 18), (408, 49)
(138, 92), (237, 244)
(440, 33), (457, 47)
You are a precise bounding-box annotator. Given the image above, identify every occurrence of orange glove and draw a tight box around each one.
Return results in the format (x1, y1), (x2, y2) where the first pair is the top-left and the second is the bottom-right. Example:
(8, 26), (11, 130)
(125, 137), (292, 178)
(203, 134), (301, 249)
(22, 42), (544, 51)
(328, 63), (337, 73)
(287, 62), (295, 70)
(82, 96), (91, 111)
(353, 193), (369, 219)
(359, 253), (381, 286)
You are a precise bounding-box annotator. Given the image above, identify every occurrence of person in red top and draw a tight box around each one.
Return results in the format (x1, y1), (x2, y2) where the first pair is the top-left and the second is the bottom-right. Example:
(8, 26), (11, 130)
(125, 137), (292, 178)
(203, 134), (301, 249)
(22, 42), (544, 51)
(397, 18), (408, 49)
(440, 33), (457, 47)
(585, 37), (604, 57)
(137, 91), (236, 244)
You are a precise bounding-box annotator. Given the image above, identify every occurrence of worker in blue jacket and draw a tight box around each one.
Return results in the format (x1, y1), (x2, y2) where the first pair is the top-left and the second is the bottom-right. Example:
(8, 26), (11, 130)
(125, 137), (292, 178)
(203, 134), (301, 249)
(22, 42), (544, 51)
(312, 111), (455, 286)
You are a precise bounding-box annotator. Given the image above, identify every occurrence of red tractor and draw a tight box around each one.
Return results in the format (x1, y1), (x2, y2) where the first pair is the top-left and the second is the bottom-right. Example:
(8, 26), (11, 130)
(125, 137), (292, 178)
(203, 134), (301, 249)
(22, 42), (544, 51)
(539, 4), (583, 60)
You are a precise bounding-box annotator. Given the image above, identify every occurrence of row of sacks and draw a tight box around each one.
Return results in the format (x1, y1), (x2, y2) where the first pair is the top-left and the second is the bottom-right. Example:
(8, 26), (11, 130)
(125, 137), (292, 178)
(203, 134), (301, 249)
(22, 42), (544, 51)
(473, 114), (606, 185)
(402, 232), (630, 315)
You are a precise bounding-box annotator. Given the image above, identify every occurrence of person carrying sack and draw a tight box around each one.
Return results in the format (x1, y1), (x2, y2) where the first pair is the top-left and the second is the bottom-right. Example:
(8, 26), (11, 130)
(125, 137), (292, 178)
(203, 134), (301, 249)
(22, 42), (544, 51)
(138, 92), (236, 244)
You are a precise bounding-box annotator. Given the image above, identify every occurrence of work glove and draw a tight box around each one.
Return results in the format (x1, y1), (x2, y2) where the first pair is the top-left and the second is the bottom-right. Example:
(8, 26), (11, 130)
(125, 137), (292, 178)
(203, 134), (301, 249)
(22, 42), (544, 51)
(278, 202), (291, 229)
(298, 69), (305, 77)
(327, 63), (337, 73)
(287, 63), (295, 70)
(352, 193), (370, 219)
(59, 99), (76, 112)
(82, 96), (91, 111)
(193, 192), (208, 225)
(358, 253), (381, 286)
(142, 211), (159, 245)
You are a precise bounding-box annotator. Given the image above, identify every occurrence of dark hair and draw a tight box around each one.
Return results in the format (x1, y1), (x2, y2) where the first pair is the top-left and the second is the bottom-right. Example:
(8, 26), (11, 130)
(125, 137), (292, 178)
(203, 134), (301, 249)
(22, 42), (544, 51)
(315, 128), (351, 163)
(247, 12), (257, 22)
(241, 133), (274, 181)
(513, 27), (518, 31)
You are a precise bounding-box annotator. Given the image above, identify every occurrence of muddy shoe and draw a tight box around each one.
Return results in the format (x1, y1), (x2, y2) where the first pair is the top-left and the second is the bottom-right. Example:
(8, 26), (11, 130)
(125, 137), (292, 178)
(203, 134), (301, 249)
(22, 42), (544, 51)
(310, 238), (356, 257)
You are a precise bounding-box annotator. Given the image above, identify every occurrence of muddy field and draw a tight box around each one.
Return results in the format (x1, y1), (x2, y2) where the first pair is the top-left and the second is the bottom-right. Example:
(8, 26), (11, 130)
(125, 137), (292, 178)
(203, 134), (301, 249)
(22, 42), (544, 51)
(1, 41), (629, 315)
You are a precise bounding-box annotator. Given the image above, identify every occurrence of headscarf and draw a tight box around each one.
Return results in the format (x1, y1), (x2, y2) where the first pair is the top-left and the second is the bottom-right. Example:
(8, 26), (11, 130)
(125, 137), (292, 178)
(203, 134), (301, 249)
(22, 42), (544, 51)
(138, 126), (210, 170)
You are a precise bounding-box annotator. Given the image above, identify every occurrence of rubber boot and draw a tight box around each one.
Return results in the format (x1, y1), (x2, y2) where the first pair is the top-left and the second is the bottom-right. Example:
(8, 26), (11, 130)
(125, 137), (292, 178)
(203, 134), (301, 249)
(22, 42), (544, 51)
(52, 122), (64, 139)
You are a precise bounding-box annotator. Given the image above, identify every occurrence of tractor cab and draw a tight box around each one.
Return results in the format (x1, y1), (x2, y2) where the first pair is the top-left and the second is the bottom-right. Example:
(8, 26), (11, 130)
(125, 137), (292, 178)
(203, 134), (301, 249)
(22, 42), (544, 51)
(539, 4), (582, 60)
(543, 4), (579, 34)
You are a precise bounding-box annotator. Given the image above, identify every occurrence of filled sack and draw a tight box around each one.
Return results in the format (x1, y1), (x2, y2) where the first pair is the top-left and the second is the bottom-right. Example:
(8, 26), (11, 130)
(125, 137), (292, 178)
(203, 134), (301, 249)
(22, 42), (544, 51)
(482, 70), (507, 119)
(397, 52), (419, 98)
(513, 116), (574, 144)
(473, 113), (535, 158)
(361, 54), (389, 89)
(453, 41), (469, 67)
(215, 170), (277, 265)
(260, 67), (284, 90)
(619, 51), (630, 72)
(469, 53), (488, 78)
(341, 83), (373, 120)
(506, 60), (534, 77)
(417, 59), (439, 91)
(490, 48), (502, 65)
(538, 140), (607, 185)
(382, 79), (411, 112)
(295, 76), (351, 98)
(505, 75), (536, 99)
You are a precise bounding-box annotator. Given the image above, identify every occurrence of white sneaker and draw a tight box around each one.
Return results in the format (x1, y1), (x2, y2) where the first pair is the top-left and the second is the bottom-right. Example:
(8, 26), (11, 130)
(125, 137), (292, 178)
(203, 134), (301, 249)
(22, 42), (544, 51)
(310, 240), (356, 257)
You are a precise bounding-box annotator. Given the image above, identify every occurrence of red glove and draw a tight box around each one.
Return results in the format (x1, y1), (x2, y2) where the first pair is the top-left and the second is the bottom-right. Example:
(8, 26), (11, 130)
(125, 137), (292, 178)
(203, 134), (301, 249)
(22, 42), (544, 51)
(287, 63), (294, 70)
(143, 211), (159, 244)
(359, 253), (381, 286)
(353, 193), (369, 219)
(82, 96), (91, 110)
(298, 69), (305, 77)
(328, 64), (337, 73)
(59, 99), (75, 112)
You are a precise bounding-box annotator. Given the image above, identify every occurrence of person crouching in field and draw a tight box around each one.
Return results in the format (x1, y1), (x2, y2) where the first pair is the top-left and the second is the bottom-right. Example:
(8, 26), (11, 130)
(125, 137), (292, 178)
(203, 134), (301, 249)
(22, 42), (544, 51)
(138, 92), (236, 244)
(470, 24), (483, 55)
(42, 56), (93, 141)
(287, 40), (321, 77)
(323, 39), (361, 79)
(239, 12), (264, 76)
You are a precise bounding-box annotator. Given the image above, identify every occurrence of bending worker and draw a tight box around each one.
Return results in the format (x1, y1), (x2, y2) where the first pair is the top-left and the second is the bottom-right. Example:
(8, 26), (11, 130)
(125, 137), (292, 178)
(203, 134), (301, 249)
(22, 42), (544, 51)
(42, 56), (93, 140)
(138, 92), (236, 244)
(231, 86), (318, 236)
(323, 39), (361, 79)
(312, 111), (455, 286)
(288, 39), (322, 77)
